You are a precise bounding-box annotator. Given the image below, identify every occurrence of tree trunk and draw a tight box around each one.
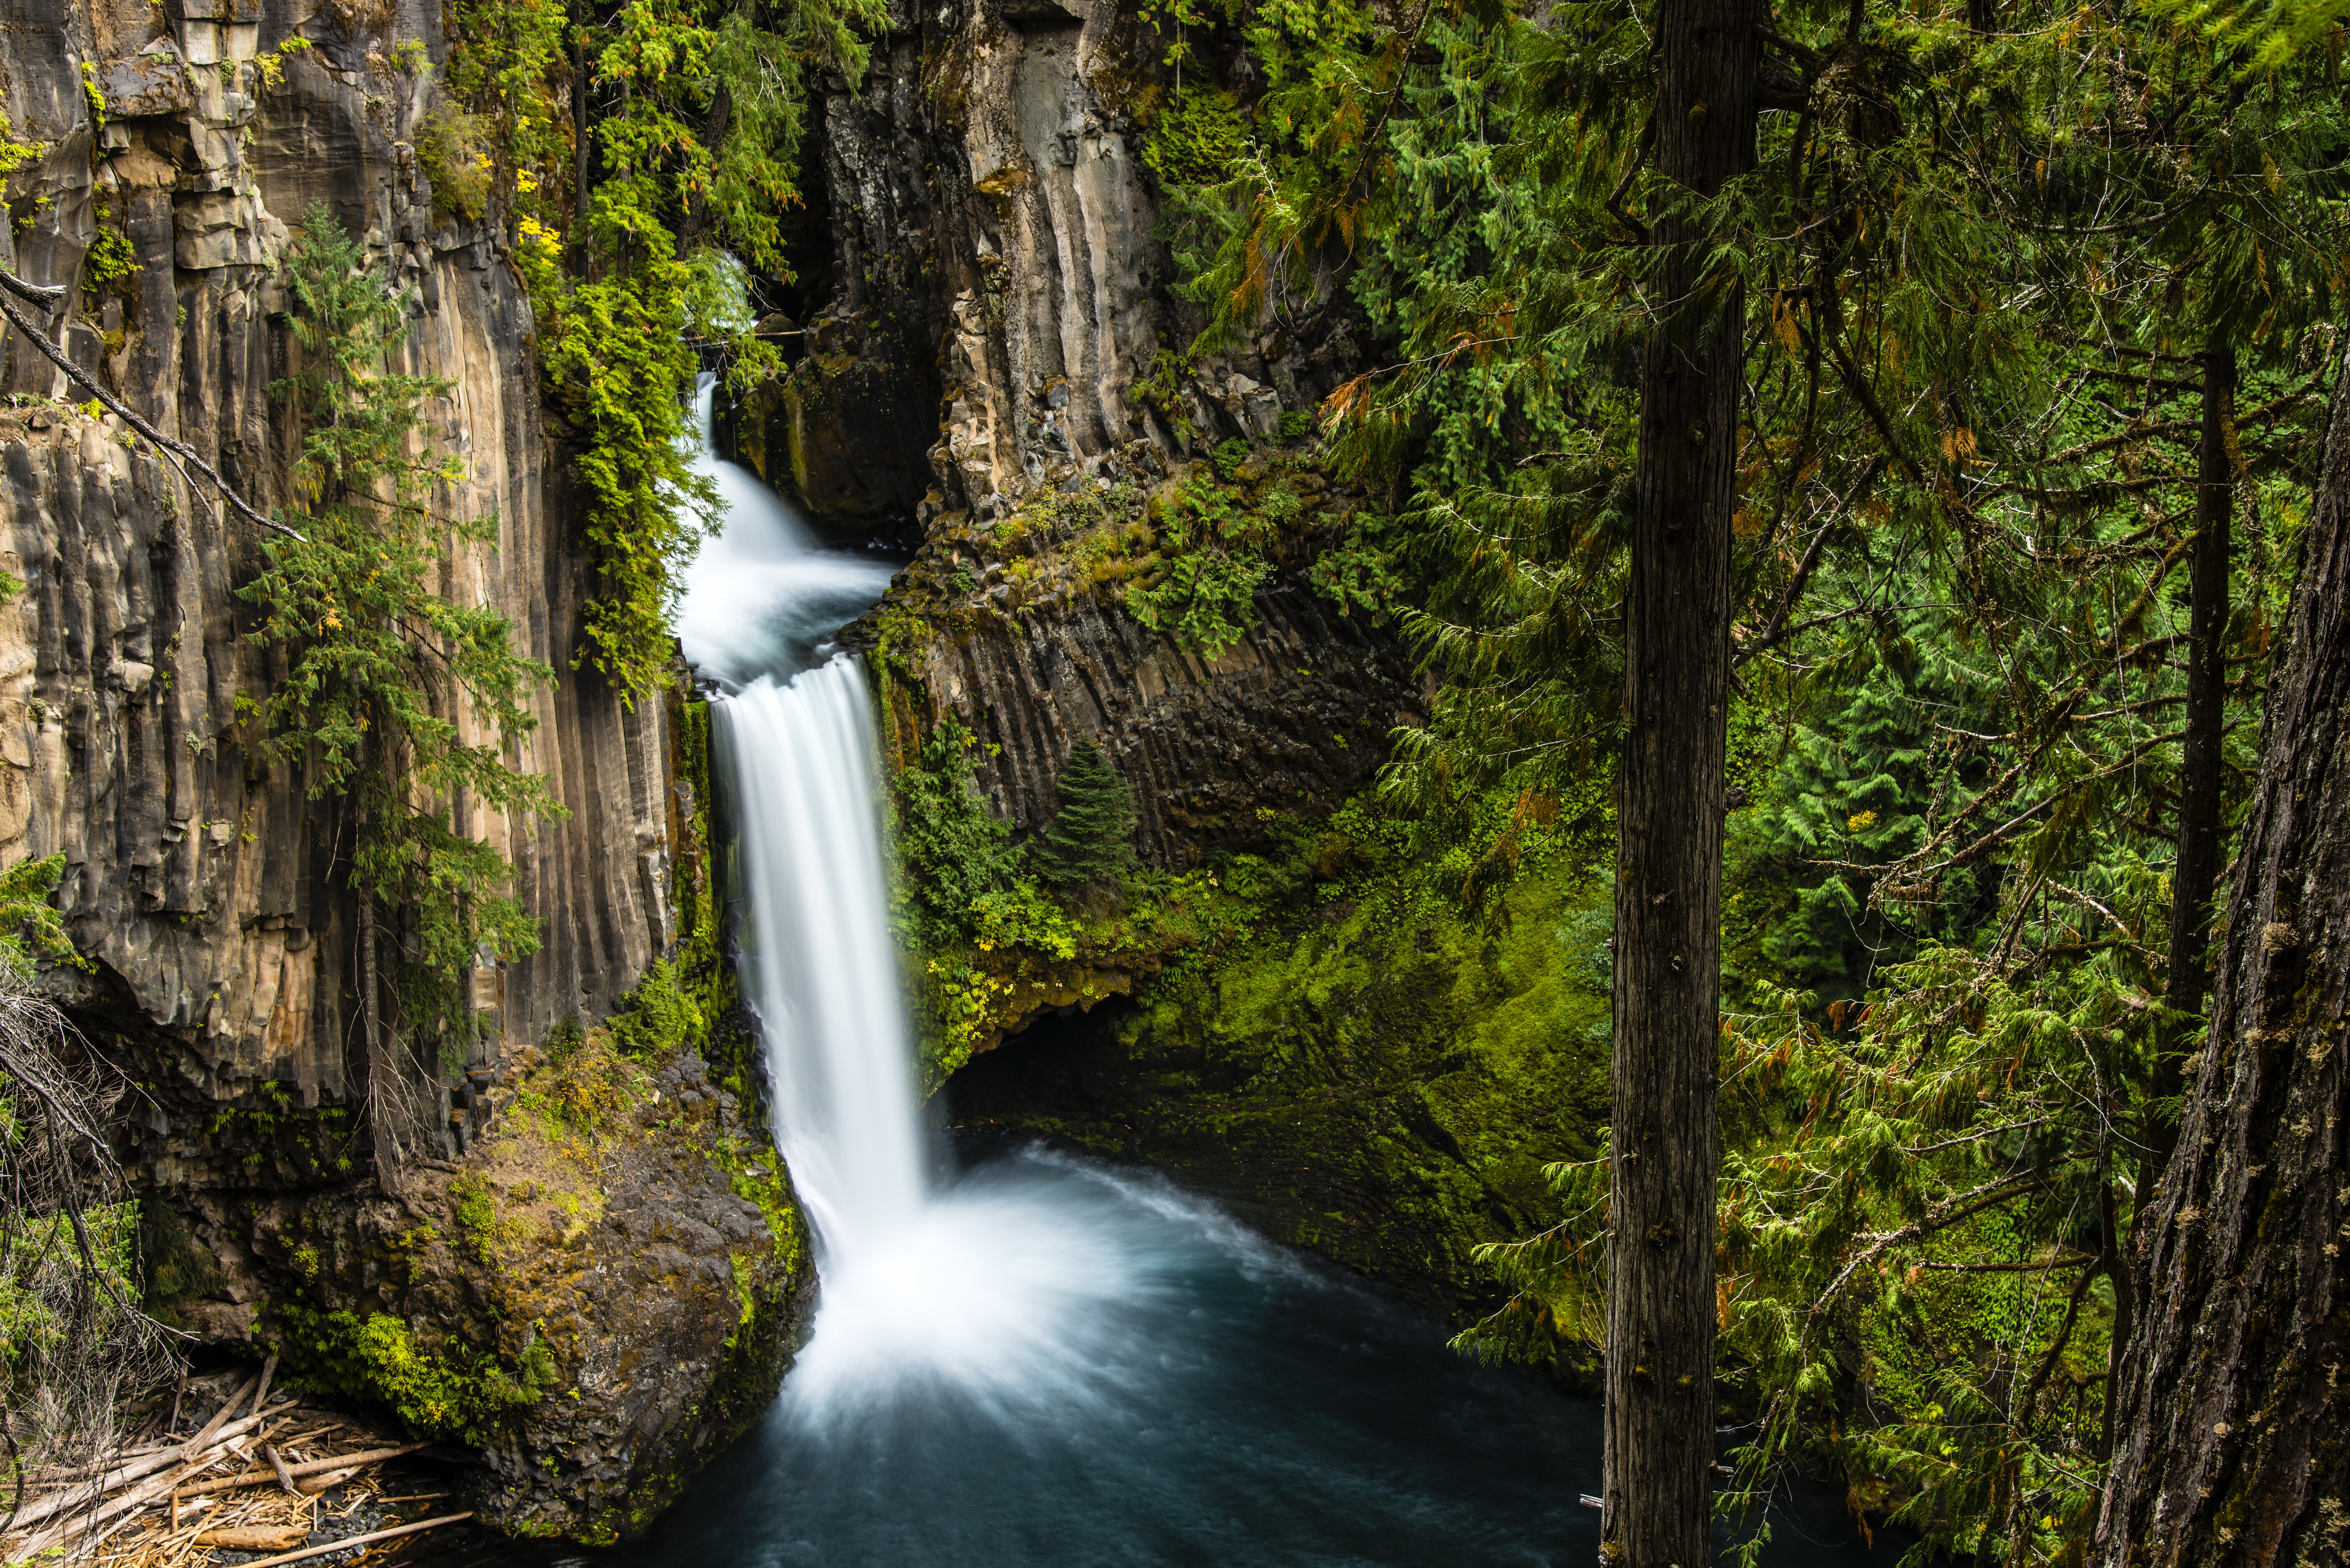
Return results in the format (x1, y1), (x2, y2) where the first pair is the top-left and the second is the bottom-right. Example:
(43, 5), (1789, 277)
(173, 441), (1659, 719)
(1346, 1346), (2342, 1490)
(1603, 3), (1756, 1563)
(2145, 338), (2238, 1190)
(2094, 347), (2350, 1566)
(2110, 338), (2235, 1456)
(359, 879), (399, 1195)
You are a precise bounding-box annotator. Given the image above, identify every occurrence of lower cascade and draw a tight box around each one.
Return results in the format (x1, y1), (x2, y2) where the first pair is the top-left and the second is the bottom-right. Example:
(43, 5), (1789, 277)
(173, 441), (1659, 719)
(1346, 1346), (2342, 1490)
(611, 383), (1886, 1566)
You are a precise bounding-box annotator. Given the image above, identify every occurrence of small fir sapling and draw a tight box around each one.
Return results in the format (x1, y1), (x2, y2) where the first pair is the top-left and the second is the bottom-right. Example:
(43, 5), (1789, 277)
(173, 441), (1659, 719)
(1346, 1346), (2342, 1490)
(1030, 738), (1139, 902)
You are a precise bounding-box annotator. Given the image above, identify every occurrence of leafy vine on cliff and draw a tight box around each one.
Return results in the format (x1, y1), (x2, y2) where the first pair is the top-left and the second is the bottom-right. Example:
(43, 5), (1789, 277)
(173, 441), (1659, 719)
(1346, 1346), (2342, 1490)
(440, 0), (883, 700)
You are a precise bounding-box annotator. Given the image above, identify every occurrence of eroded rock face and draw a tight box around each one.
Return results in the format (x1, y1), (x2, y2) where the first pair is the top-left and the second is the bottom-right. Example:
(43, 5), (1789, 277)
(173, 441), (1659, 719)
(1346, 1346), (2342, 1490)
(873, 568), (1420, 868)
(0, 3), (676, 1165)
(757, 0), (1404, 868)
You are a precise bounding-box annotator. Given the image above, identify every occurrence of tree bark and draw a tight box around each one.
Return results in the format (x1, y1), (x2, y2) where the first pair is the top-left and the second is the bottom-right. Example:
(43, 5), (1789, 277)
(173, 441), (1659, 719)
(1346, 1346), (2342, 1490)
(1603, 3), (1756, 1563)
(2094, 346), (2350, 1566)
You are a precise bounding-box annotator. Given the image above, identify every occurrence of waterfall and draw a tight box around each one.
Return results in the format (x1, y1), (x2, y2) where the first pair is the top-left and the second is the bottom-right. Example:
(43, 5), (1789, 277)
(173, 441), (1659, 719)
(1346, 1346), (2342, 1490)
(675, 374), (916, 1261)
(717, 666), (925, 1254)
(632, 378), (1859, 1568)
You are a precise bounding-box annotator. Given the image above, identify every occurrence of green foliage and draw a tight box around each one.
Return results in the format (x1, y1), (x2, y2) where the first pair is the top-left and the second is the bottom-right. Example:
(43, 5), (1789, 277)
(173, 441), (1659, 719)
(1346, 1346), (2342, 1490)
(1730, 620), (1999, 1002)
(0, 853), (80, 974)
(82, 197), (136, 291)
(953, 782), (1615, 1314)
(606, 956), (708, 1062)
(450, 1176), (498, 1266)
(416, 102), (492, 220)
(0, 114), (41, 177)
(1144, 0), (2350, 1559)
(891, 719), (1021, 943)
(242, 205), (564, 1042)
(1304, 507), (1403, 624)
(1125, 474), (1273, 656)
(1029, 738), (1139, 897)
(1142, 85), (1251, 189)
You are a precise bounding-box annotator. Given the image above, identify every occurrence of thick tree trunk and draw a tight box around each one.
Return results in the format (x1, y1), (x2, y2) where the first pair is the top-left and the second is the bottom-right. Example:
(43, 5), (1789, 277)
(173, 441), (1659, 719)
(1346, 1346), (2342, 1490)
(2094, 348), (2350, 1565)
(1603, 3), (1756, 1563)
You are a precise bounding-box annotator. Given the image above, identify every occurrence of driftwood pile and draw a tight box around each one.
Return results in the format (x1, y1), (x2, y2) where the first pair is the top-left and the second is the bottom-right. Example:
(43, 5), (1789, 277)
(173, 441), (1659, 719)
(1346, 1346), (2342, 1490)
(3, 1358), (472, 1567)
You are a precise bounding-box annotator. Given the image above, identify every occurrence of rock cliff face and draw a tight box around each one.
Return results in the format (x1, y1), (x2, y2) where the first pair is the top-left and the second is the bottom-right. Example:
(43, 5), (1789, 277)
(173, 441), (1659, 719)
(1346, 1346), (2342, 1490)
(1, 0), (677, 1158)
(0, 0), (788, 1540)
(754, 0), (1407, 867)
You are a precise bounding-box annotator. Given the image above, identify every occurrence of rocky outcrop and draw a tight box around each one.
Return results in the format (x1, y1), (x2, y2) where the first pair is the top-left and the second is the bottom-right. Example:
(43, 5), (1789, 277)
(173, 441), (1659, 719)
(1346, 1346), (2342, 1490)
(757, 0), (1403, 868)
(0, 3), (677, 1162)
(871, 561), (1420, 868)
(768, 0), (1364, 521)
(165, 1038), (812, 1543)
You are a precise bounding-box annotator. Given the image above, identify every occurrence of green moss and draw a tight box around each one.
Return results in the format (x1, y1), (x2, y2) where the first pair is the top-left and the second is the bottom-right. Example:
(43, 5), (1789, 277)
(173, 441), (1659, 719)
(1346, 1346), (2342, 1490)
(948, 789), (1614, 1321)
(268, 1305), (544, 1445)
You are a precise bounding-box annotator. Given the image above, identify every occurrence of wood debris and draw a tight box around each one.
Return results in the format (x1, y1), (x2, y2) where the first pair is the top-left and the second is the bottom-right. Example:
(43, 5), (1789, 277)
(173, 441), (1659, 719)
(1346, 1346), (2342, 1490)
(1, 1376), (464, 1568)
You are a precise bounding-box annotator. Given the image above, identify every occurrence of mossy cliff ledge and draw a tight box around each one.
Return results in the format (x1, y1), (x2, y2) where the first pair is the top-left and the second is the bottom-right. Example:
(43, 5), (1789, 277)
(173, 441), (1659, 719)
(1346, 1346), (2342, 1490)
(945, 809), (1615, 1333)
(159, 1034), (812, 1543)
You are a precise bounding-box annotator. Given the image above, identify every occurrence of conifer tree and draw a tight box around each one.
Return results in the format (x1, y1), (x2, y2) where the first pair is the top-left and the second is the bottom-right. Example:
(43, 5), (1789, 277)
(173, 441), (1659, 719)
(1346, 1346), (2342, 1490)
(243, 204), (565, 1183)
(1030, 739), (1139, 895)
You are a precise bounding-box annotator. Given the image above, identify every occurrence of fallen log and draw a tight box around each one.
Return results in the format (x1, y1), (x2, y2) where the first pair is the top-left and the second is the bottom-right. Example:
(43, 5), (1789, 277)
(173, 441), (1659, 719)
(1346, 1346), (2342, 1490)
(294, 1467), (359, 1498)
(171, 1442), (431, 1500)
(194, 1525), (308, 1551)
(217, 1512), (474, 1568)
(2, 1401), (281, 1534)
(264, 1444), (298, 1496)
(8, 1441), (238, 1556)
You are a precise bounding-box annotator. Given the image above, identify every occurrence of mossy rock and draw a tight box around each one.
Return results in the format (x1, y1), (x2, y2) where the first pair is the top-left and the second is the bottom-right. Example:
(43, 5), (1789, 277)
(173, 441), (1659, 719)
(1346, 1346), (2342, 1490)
(185, 1033), (815, 1545)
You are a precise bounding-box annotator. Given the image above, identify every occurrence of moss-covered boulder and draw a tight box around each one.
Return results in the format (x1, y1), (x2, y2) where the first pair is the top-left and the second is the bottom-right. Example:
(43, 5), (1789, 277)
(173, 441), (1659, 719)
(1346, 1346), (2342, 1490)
(165, 1034), (813, 1545)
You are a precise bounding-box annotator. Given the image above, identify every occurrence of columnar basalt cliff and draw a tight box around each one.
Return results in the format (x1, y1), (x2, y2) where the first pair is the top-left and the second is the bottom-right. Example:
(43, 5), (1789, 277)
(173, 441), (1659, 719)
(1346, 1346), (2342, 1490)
(0, 0), (809, 1539)
(746, 0), (1410, 866)
(2, 0), (676, 1154)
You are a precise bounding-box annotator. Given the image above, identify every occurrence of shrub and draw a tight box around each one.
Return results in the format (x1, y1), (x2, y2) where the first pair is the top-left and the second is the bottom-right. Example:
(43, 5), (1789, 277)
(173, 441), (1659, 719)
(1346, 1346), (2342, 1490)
(416, 103), (490, 220)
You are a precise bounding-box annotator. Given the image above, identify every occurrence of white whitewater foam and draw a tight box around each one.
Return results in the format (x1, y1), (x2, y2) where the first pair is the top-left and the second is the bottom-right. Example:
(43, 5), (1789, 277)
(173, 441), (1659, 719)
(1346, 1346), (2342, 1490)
(675, 375), (894, 692)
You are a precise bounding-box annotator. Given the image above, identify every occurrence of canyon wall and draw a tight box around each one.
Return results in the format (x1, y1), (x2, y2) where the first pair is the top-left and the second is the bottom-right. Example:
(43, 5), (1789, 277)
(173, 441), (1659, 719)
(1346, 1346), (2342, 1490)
(0, 0), (679, 1166)
(744, 0), (1414, 865)
(0, 0), (802, 1538)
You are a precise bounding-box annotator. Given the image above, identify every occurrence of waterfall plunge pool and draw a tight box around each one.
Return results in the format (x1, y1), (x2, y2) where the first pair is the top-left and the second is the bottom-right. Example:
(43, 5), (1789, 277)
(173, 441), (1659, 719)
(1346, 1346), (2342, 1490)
(545, 1141), (1905, 1568)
